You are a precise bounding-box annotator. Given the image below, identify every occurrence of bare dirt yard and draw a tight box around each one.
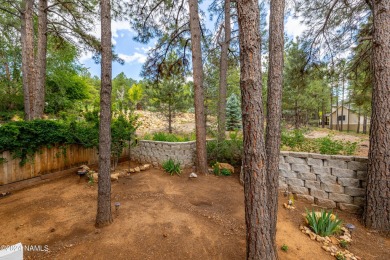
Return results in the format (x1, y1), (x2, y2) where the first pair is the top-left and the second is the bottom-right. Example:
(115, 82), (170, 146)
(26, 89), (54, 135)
(1, 162), (389, 259)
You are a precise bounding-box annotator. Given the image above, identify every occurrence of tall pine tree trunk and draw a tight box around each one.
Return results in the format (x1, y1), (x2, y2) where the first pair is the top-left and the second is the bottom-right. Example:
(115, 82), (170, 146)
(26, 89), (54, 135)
(330, 85), (333, 129)
(188, 0), (208, 174)
(237, 0), (276, 258)
(364, 0), (390, 231)
(265, 0), (285, 256)
(357, 107), (361, 133)
(217, 0), (231, 141)
(96, 0), (113, 228)
(34, 0), (48, 119)
(21, 0), (36, 120)
(340, 76), (345, 131)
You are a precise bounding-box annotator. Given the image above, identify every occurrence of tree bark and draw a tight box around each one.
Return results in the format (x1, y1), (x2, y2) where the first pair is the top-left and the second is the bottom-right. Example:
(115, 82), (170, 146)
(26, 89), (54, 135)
(330, 85), (333, 129)
(364, 0), (390, 232)
(188, 0), (208, 174)
(357, 107), (361, 133)
(20, 0), (36, 120)
(96, 0), (113, 228)
(237, 0), (277, 258)
(217, 0), (231, 141)
(340, 76), (345, 131)
(266, 0), (285, 256)
(34, 0), (48, 119)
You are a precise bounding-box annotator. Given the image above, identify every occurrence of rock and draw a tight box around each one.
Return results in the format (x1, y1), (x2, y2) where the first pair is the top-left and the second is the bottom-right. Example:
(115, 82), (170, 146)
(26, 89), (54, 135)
(330, 246), (338, 253)
(143, 164), (151, 170)
(110, 173), (120, 181)
(330, 236), (339, 245)
(218, 163), (234, 174)
(208, 168), (214, 174)
(189, 172), (198, 178)
(139, 165), (146, 171)
(79, 165), (90, 171)
(309, 232), (317, 240)
(129, 168), (135, 173)
(322, 245), (331, 252)
(92, 172), (99, 182)
(316, 236), (326, 242)
(339, 235), (352, 243)
(152, 162), (158, 168)
(118, 171), (126, 177)
(134, 167), (141, 172)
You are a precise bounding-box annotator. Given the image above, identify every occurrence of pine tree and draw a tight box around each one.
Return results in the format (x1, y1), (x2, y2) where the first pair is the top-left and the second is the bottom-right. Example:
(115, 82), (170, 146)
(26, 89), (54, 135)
(226, 93), (241, 130)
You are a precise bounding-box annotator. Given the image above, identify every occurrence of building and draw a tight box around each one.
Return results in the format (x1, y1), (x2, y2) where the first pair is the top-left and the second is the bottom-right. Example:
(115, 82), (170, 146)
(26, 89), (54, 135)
(323, 106), (370, 132)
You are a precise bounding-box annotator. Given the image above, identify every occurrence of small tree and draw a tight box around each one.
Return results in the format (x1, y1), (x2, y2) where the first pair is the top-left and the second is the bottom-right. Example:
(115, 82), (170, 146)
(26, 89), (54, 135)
(226, 93), (241, 131)
(147, 53), (191, 133)
(111, 113), (140, 170)
(128, 83), (143, 110)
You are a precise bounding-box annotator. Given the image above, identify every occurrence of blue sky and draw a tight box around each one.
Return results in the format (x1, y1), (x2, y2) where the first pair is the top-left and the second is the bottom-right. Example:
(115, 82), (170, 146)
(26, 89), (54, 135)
(78, 1), (304, 81)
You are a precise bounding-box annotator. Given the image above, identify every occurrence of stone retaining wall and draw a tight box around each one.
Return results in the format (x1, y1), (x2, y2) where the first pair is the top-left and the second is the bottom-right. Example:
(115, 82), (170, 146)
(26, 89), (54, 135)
(131, 140), (196, 168)
(279, 151), (367, 214)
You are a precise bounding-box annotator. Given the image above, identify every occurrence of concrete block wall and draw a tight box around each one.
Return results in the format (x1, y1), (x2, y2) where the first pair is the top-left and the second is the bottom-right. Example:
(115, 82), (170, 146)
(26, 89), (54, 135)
(131, 140), (196, 168)
(279, 151), (368, 213)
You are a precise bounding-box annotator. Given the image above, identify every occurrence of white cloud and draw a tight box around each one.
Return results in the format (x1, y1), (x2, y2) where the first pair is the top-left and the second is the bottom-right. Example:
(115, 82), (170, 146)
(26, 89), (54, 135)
(79, 51), (94, 63)
(118, 52), (147, 64)
(285, 16), (306, 39)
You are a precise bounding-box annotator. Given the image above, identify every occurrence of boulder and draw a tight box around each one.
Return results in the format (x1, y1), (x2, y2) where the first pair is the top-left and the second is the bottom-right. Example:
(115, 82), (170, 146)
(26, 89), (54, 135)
(134, 167), (141, 172)
(189, 172), (198, 178)
(218, 163), (234, 174)
(143, 164), (151, 170)
(79, 165), (90, 172)
(110, 173), (120, 181)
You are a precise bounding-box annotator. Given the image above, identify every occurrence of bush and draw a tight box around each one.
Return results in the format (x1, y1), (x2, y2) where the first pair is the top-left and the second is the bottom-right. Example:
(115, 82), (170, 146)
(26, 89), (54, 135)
(143, 132), (195, 142)
(317, 136), (357, 155)
(212, 163), (232, 176)
(281, 129), (305, 149)
(207, 132), (243, 167)
(281, 244), (288, 252)
(306, 209), (342, 237)
(162, 159), (181, 176)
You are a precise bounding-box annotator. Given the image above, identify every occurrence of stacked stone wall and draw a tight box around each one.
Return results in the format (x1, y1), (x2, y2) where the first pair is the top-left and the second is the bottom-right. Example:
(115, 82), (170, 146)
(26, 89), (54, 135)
(279, 151), (367, 213)
(131, 140), (196, 168)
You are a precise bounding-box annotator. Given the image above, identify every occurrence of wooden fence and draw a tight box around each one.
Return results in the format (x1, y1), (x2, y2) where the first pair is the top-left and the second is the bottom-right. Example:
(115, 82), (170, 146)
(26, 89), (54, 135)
(0, 145), (129, 186)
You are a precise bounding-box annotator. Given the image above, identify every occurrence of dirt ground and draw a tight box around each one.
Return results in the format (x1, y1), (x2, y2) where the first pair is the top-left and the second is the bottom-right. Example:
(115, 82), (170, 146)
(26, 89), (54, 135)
(1, 162), (388, 260)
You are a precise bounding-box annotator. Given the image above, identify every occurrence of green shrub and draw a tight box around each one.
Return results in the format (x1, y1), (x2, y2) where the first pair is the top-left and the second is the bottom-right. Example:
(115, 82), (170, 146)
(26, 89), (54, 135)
(339, 239), (349, 249)
(281, 244), (288, 252)
(306, 209), (342, 237)
(162, 159), (181, 176)
(281, 129), (305, 149)
(143, 132), (196, 142)
(212, 163), (232, 176)
(207, 133), (243, 167)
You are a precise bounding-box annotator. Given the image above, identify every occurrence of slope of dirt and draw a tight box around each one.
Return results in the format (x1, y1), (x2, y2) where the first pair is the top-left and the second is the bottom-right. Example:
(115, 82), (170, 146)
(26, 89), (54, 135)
(0, 163), (388, 259)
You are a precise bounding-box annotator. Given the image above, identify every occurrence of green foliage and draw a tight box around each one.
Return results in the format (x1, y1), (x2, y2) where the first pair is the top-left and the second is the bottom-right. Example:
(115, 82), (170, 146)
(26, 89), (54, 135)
(111, 113), (140, 168)
(162, 159), (181, 176)
(143, 132), (196, 142)
(0, 113), (139, 166)
(281, 244), (288, 252)
(212, 163), (232, 176)
(281, 130), (358, 155)
(339, 239), (349, 249)
(336, 252), (346, 260)
(226, 93), (242, 131)
(207, 132), (243, 167)
(128, 83), (144, 108)
(0, 120), (98, 165)
(317, 136), (357, 155)
(281, 129), (305, 149)
(305, 209), (342, 237)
